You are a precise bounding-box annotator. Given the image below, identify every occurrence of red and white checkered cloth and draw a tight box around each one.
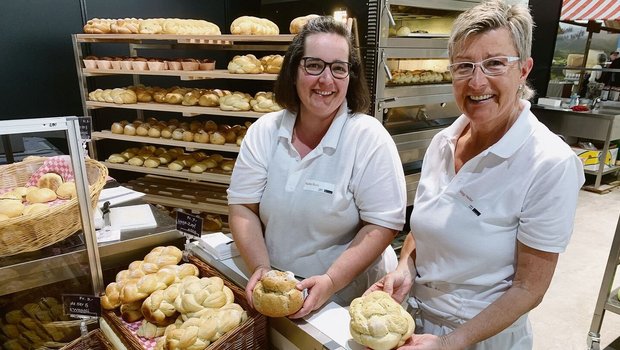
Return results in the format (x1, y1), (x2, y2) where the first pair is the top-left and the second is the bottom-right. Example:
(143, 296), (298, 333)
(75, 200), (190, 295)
(123, 319), (159, 349)
(25, 155), (76, 186)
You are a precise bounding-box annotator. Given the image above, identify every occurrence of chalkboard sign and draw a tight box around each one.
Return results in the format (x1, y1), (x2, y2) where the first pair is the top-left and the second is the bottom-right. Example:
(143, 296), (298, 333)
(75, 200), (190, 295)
(78, 116), (92, 141)
(176, 211), (203, 238)
(62, 294), (100, 317)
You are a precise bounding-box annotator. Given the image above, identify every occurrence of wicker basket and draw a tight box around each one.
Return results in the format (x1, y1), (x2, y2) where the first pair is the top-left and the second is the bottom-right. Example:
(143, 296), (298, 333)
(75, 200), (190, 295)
(61, 329), (115, 350)
(0, 156), (108, 257)
(103, 255), (268, 350)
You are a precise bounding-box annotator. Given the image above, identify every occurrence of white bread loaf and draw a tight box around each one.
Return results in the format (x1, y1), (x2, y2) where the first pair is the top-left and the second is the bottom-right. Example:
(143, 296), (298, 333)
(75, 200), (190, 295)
(230, 16), (279, 35)
(250, 91), (282, 112)
(174, 276), (234, 319)
(219, 92), (251, 111)
(227, 54), (263, 74)
(289, 14), (319, 34)
(37, 173), (63, 191)
(349, 291), (414, 350)
(252, 270), (303, 317)
(260, 54), (283, 74)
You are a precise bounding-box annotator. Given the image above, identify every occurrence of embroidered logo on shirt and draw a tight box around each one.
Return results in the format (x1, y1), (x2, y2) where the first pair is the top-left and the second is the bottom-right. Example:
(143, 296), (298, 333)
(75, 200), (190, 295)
(303, 180), (335, 194)
(457, 190), (481, 216)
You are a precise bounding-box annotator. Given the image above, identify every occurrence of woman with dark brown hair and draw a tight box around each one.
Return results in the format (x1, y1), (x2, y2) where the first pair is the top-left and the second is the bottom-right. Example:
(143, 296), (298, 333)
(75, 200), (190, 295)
(227, 16), (406, 319)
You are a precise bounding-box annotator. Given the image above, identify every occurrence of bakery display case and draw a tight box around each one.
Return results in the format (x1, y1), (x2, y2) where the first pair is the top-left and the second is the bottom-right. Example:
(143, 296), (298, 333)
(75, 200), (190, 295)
(365, 0), (481, 204)
(0, 117), (105, 349)
(72, 26), (294, 224)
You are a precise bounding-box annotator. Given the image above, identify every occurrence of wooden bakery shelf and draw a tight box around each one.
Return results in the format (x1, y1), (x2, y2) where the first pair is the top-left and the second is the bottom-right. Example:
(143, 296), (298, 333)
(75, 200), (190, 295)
(104, 161), (232, 184)
(92, 131), (241, 153)
(75, 33), (296, 44)
(126, 175), (229, 215)
(83, 68), (278, 81)
(86, 101), (264, 118)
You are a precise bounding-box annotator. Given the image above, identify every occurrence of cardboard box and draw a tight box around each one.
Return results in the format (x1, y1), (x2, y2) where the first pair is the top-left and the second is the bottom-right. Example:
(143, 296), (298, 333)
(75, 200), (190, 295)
(571, 146), (619, 171)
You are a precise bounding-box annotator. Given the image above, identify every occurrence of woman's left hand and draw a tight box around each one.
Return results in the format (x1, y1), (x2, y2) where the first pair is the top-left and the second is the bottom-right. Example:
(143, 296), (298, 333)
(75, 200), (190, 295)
(287, 274), (335, 319)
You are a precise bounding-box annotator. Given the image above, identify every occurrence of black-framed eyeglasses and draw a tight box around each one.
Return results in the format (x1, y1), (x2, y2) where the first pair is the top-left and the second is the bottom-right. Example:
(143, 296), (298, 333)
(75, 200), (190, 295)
(300, 57), (351, 79)
(447, 56), (520, 80)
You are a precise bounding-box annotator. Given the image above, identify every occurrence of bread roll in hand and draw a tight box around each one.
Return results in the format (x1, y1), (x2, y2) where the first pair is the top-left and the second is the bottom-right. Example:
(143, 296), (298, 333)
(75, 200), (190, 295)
(252, 270), (304, 317)
(349, 291), (414, 350)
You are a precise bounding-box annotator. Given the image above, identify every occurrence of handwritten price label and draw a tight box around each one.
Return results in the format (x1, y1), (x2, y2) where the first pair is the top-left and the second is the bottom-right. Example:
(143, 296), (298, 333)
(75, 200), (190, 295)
(176, 212), (203, 238)
(62, 294), (100, 317)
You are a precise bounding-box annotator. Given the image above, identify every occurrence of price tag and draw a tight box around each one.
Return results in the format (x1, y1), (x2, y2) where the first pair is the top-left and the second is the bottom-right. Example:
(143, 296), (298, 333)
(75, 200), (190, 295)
(78, 116), (92, 141)
(62, 294), (100, 318)
(176, 211), (203, 238)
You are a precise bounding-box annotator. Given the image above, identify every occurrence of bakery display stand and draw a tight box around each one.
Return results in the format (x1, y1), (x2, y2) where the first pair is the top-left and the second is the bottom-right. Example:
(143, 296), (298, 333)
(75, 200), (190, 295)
(588, 213), (620, 350)
(368, 0), (482, 206)
(72, 33), (294, 217)
(0, 117), (105, 346)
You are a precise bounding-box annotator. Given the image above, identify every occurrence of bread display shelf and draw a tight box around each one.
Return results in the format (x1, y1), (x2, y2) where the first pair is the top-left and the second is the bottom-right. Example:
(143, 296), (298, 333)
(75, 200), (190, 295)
(83, 68), (278, 81)
(86, 101), (264, 118)
(383, 83), (453, 98)
(126, 175), (229, 215)
(76, 33), (295, 44)
(104, 161), (232, 184)
(92, 131), (241, 153)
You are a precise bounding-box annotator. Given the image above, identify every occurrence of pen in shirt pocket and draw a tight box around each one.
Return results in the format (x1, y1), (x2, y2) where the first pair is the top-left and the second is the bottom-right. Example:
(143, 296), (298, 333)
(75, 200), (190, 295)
(458, 190), (481, 216)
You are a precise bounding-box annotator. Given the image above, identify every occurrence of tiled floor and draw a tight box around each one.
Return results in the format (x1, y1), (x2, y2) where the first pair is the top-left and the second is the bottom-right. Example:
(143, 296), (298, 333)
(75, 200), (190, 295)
(530, 183), (620, 350)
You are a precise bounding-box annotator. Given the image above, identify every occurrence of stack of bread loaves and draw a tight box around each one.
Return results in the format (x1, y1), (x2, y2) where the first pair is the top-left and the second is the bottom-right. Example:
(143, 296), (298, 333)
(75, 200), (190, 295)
(0, 173), (77, 221)
(349, 291), (414, 350)
(1, 297), (80, 349)
(101, 246), (248, 347)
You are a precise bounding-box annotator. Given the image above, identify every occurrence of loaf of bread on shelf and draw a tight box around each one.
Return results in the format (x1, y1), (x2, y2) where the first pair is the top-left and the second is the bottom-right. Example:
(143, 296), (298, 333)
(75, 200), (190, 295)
(289, 14), (320, 34)
(110, 18), (141, 34)
(230, 16), (279, 35)
(227, 54), (263, 74)
(250, 91), (283, 112)
(83, 18), (114, 34)
(396, 26), (411, 36)
(260, 54), (284, 74)
(219, 92), (251, 111)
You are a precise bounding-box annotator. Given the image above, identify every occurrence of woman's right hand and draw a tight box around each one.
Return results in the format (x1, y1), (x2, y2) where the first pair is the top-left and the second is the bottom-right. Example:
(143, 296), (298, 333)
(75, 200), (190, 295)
(365, 268), (413, 303)
(245, 265), (271, 308)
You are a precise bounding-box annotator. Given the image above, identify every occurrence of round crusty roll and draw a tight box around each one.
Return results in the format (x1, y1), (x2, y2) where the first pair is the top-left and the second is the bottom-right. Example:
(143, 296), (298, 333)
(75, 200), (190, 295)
(56, 182), (77, 200)
(349, 291), (414, 350)
(289, 14), (320, 34)
(252, 270), (304, 317)
(0, 199), (24, 218)
(26, 188), (57, 204)
(37, 173), (63, 191)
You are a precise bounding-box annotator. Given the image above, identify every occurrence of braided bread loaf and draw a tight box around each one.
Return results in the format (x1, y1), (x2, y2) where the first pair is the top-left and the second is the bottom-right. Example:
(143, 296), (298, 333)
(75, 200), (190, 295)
(230, 16), (279, 35)
(174, 276), (234, 319)
(349, 291), (414, 350)
(227, 54), (263, 74)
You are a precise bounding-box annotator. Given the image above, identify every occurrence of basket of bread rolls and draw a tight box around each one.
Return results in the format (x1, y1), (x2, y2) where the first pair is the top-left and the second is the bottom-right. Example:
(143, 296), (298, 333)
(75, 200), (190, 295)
(100, 248), (267, 350)
(0, 156), (108, 257)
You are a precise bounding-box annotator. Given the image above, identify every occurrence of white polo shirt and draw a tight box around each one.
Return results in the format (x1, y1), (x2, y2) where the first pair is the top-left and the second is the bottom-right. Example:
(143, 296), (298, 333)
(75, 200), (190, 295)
(410, 100), (584, 320)
(228, 102), (407, 281)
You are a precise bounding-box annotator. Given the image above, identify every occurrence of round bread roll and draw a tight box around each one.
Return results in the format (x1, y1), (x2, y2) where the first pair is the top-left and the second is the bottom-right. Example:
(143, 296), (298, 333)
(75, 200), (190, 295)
(0, 213), (10, 221)
(56, 182), (77, 200)
(396, 26), (411, 36)
(0, 200), (24, 218)
(37, 173), (63, 191)
(252, 270), (304, 317)
(23, 203), (49, 216)
(349, 291), (414, 350)
(289, 14), (320, 34)
(26, 188), (57, 203)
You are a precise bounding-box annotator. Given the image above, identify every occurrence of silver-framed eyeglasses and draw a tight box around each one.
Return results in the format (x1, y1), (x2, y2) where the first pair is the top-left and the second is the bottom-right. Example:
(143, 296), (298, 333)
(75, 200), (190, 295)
(300, 57), (352, 79)
(447, 56), (520, 80)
